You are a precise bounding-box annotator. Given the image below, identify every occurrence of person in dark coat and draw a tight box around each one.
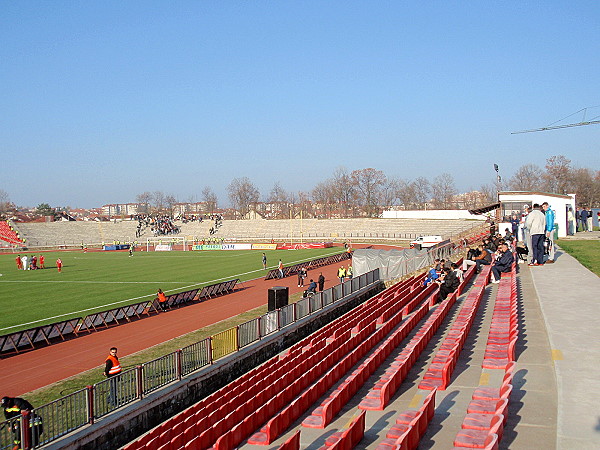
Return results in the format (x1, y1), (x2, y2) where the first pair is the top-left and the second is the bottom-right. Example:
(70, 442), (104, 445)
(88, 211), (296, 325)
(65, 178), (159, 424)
(318, 273), (325, 291)
(491, 242), (514, 283)
(437, 267), (460, 302)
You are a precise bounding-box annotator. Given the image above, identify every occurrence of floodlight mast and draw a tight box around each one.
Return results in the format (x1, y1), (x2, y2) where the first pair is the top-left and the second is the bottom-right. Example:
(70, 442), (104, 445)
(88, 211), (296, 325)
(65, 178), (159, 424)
(511, 106), (600, 134)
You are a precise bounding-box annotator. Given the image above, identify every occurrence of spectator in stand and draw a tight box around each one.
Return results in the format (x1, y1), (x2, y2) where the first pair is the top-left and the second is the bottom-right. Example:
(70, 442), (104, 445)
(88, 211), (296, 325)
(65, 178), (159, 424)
(525, 203), (546, 266)
(580, 207), (589, 232)
(462, 244), (492, 273)
(451, 262), (463, 283)
(318, 272), (325, 291)
(567, 206), (575, 235)
(491, 242), (514, 283)
(510, 213), (520, 242)
(436, 267), (460, 302)
(541, 202), (556, 264)
(423, 267), (439, 286)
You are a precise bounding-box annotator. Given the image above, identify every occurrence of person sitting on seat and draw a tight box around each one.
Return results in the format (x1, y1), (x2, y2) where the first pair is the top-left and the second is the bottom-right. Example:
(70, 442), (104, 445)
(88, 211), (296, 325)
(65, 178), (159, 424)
(491, 242), (514, 283)
(436, 267), (460, 302)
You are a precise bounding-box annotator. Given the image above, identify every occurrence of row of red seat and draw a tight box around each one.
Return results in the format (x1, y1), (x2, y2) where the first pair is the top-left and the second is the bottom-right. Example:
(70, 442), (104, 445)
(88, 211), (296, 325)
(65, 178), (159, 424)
(302, 284), (437, 428)
(124, 272), (429, 449)
(247, 279), (438, 444)
(482, 264), (518, 370)
(321, 410), (366, 450)
(376, 388), (437, 450)
(453, 262), (518, 449)
(419, 265), (488, 390)
(0, 221), (24, 245)
(359, 285), (458, 411)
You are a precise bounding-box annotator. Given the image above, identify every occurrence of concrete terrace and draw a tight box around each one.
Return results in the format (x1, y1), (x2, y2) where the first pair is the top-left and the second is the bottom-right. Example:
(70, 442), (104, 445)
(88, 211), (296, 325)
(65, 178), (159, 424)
(15, 218), (483, 247)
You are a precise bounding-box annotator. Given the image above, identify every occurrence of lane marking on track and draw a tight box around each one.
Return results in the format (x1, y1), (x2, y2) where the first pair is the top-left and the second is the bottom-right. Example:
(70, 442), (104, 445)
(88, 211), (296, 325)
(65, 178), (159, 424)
(0, 250), (344, 332)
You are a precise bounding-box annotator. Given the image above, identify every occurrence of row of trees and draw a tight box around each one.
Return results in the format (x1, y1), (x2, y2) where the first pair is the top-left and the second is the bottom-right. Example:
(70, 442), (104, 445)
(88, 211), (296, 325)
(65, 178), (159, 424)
(2, 155), (597, 221)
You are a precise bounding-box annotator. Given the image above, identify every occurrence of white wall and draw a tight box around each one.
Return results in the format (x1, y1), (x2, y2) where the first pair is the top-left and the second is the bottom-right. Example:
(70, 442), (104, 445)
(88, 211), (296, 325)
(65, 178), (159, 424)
(382, 209), (487, 220)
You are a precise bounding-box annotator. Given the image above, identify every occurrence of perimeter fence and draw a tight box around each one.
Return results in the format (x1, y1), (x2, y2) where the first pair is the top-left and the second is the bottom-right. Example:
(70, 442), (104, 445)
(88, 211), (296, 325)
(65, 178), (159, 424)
(0, 269), (380, 449)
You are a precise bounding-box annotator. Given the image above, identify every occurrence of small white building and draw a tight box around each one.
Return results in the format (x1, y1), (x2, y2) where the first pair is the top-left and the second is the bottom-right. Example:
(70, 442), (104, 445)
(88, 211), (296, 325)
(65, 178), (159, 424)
(498, 191), (576, 238)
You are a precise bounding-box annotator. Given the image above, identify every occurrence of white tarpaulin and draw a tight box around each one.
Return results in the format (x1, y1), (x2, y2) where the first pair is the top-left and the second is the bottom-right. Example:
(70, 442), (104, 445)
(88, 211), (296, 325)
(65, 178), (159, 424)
(352, 242), (452, 281)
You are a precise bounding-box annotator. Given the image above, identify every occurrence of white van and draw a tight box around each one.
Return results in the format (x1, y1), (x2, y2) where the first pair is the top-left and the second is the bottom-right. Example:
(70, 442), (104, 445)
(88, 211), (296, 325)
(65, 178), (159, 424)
(410, 235), (443, 250)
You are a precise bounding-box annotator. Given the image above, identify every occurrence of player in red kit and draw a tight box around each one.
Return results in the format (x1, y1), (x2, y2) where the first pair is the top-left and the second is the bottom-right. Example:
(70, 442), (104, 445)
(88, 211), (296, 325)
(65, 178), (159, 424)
(56, 258), (63, 273)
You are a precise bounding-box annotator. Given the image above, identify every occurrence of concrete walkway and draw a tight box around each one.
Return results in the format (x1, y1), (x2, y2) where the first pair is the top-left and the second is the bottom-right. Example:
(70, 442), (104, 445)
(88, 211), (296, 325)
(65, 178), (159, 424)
(529, 239), (600, 449)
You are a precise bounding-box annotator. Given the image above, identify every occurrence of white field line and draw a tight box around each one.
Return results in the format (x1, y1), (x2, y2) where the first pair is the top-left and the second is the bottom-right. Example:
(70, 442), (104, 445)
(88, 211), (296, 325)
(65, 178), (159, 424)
(0, 250), (341, 332)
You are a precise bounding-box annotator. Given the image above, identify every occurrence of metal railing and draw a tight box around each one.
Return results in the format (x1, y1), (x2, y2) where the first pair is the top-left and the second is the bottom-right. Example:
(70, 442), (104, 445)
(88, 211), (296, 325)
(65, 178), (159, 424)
(9, 269), (381, 448)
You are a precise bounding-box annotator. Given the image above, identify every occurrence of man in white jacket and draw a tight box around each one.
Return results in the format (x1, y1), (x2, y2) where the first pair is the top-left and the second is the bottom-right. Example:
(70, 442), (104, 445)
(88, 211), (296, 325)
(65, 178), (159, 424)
(525, 203), (547, 266)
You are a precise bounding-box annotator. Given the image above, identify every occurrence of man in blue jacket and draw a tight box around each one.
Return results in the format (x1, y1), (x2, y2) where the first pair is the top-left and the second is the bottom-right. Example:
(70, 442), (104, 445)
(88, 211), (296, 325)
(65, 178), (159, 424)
(542, 202), (556, 263)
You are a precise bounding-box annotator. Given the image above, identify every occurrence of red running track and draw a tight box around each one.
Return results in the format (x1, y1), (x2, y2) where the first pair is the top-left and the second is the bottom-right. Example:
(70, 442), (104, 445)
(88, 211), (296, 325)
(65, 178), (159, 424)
(0, 262), (354, 396)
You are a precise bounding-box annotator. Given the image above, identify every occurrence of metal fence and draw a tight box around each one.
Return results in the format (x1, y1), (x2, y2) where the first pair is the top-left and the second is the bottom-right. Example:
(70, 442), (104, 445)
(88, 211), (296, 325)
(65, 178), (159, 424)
(10, 268), (380, 449)
(180, 338), (211, 376)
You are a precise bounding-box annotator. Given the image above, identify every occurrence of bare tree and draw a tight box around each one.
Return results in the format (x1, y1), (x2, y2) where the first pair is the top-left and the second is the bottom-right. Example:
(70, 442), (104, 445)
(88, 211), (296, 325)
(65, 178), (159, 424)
(312, 180), (336, 218)
(351, 168), (386, 217)
(165, 194), (177, 216)
(431, 173), (458, 209)
(412, 177), (431, 209)
(479, 184), (497, 204)
(508, 164), (543, 191)
(135, 192), (153, 214)
(267, 182), (289, 218)
(153, 191), (166, 212)
(543, 155), (572, 194)
(569, 168), (597, 208)
(379, 178), (400, 210)
(332, 167), (356, 217)
(396, 179), (416, 209)
(227, 177), (260, 219)
(201, 186), (218, 213)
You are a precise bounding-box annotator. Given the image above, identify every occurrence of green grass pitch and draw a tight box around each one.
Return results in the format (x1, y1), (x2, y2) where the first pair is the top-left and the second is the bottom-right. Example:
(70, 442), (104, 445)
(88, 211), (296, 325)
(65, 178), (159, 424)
(0, 247), (343, 333)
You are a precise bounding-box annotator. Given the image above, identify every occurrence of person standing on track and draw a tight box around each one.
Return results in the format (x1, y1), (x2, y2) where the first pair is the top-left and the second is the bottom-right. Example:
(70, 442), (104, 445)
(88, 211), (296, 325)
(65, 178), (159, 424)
(318, 272), (325, 291)
(337, 266), (346, 283)
(262, 253), (267, 270)
(104, 347), (122, 407)
(278, 259), (284, 278)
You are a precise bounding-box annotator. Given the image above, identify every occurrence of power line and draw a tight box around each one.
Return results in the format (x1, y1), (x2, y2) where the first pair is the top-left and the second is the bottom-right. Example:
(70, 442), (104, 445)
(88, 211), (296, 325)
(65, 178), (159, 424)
(511, 106), (600, 134)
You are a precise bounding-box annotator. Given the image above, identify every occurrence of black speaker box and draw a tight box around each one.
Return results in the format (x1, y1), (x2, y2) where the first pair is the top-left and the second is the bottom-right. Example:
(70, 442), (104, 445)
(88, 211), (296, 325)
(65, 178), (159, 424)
(268, 286), (289, 311)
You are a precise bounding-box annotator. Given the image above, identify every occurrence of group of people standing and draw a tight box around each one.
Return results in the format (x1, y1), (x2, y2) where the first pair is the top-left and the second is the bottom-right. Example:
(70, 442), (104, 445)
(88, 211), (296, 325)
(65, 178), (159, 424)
(337, 265), (353, 283)
(15, 254), (62, 272)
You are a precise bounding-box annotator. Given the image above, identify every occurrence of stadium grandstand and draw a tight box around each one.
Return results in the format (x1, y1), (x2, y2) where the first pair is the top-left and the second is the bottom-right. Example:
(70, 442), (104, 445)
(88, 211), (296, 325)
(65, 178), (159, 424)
(1, 222), (598, 449)
(11, 218), (478, 249)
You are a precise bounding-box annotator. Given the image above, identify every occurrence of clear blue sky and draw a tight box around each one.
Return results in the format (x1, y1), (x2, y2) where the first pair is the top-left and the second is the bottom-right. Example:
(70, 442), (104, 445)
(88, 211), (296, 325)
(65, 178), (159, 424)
(2, 1), (599, 208)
